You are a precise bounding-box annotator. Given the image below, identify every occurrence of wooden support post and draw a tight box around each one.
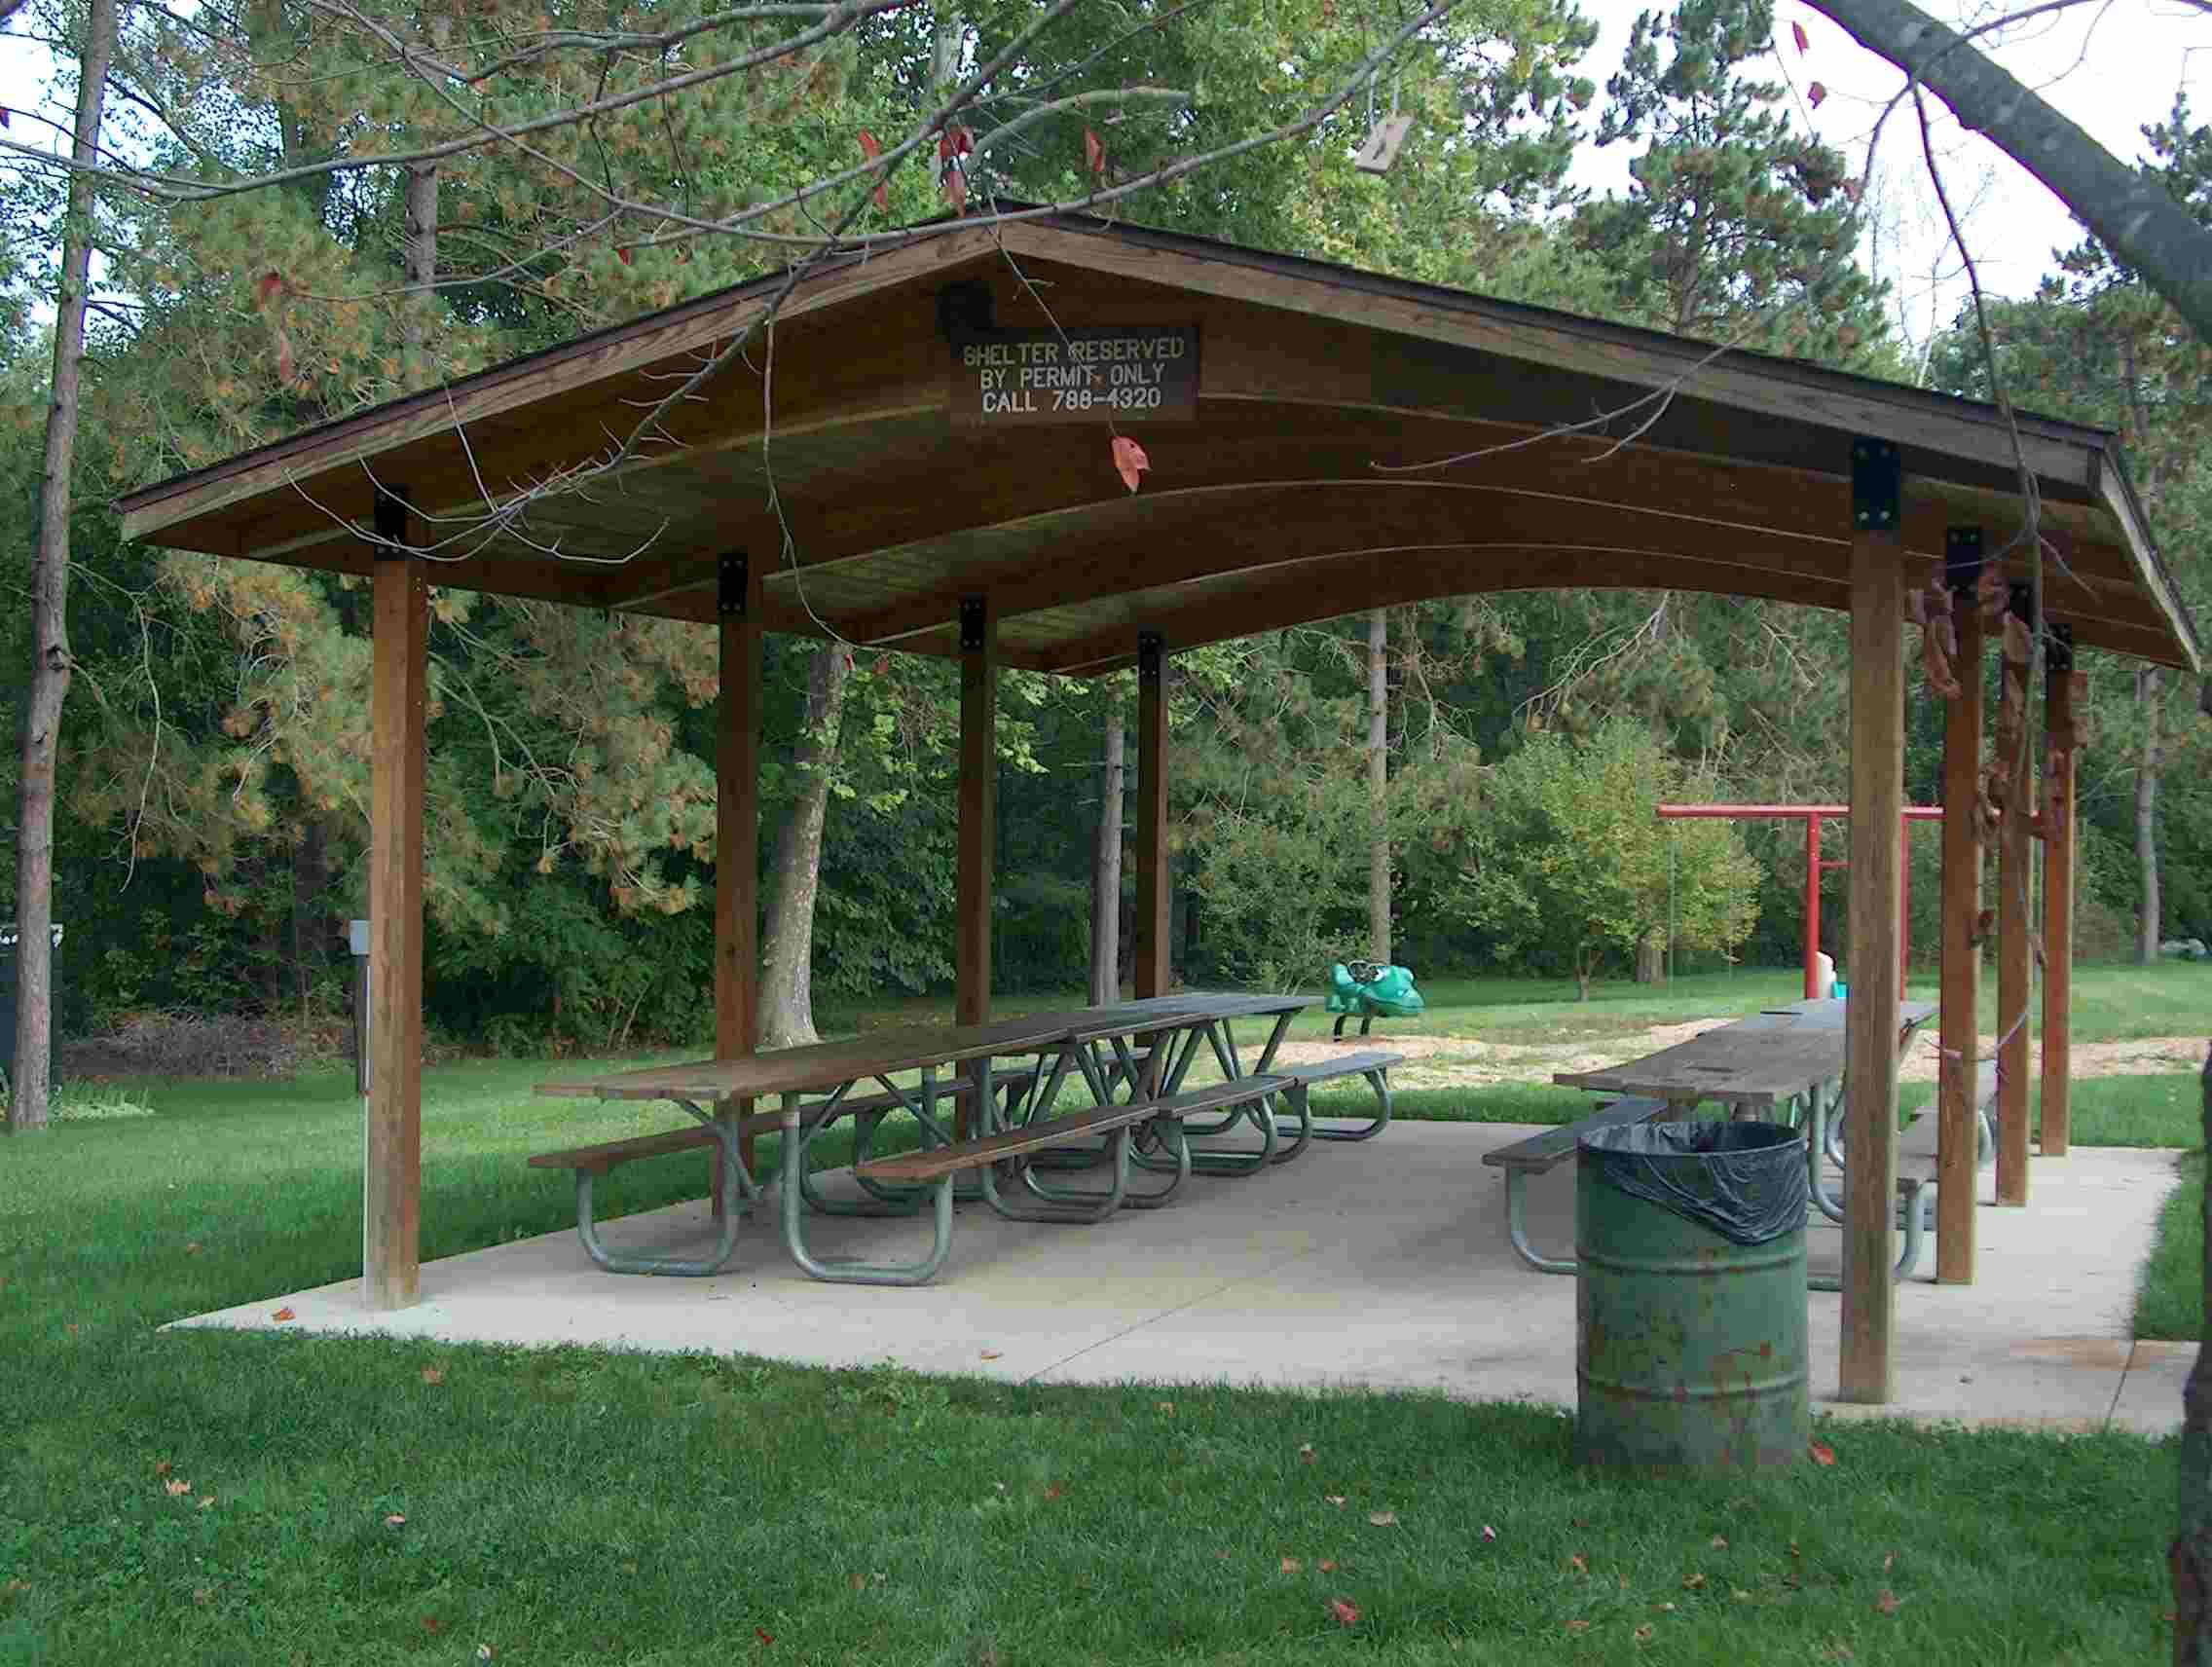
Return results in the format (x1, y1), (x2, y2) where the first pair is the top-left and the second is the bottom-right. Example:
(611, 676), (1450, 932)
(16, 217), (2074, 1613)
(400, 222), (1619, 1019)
(1133, 633), (1170, 997)
(1937, 530), (1984, 1285)
(1133, 634), (1169, 1094)
(714, 552), (761, 1201)
(1841, 438), (1903, 1404)
(2042, 626), (2077, 1157)
(957, 596), (997, 1028)
(1997, 583), (2034, 1207)
(365, 490), (427, 1312)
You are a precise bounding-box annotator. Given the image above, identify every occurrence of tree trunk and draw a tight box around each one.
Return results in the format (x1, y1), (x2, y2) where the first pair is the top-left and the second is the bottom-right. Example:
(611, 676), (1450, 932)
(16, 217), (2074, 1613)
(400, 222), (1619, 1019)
(2171, 1043), (2212, 1664)
(1090, 709), (1124, 1005)
(1808, 0), (2212, 345)
(402, 164), (440, 390)
(1635, 933), (1663, 983)
(10, 0), (115, 1135)
(1368, 608), (1390, 965)
(756, 644), (851, 1050)
(2140, 667), (2163, 964)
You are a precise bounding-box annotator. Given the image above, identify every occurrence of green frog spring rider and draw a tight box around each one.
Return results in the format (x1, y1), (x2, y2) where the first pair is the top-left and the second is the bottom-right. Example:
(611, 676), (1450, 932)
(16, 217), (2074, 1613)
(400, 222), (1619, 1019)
(1324, 959), (1424, 1039)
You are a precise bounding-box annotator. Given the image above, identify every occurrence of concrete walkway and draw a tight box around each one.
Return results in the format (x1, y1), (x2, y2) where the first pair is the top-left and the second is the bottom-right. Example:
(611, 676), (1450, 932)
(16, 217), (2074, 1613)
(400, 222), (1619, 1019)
(172, 1123), (2192, 1434)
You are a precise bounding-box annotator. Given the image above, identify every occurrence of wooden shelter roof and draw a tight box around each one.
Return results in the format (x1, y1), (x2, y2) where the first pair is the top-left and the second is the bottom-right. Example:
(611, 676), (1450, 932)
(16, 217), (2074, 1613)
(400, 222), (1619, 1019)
(119, 212), (2200, 673)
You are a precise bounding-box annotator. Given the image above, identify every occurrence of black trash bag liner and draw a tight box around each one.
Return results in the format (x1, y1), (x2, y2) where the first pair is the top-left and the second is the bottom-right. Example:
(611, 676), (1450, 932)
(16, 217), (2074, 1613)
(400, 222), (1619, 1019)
(1578, 1121), (1808, 1246)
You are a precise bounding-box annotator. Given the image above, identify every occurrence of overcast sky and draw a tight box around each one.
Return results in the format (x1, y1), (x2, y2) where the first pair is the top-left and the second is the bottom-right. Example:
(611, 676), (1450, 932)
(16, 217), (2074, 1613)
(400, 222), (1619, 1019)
(3, 0), (2206, 343)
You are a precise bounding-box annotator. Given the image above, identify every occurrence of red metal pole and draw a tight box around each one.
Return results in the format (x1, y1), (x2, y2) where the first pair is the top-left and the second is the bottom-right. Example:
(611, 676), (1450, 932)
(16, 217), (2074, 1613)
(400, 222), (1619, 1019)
(1805, 814), (1822, 1000)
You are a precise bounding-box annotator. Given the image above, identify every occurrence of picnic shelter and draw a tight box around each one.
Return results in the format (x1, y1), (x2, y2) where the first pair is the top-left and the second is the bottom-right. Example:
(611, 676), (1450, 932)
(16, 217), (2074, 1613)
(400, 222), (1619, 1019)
(116, 210), (2203, 1403)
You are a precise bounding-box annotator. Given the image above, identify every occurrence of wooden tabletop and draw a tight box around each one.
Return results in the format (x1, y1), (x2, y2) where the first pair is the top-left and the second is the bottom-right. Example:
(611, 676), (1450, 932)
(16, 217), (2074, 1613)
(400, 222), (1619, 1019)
(535, 993), (1311, 1103)
(1551, 998), (1936, 1108)
(535, 1016), (1079, 1102)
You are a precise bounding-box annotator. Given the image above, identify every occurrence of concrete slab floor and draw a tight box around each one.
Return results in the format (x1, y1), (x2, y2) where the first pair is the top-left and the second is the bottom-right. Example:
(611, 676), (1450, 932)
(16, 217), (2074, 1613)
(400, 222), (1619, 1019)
(169, 1123), (2194, 1435)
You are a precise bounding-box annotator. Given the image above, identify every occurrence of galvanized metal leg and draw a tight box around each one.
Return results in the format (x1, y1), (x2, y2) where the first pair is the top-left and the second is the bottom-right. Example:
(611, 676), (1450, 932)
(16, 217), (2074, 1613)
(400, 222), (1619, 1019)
(1502, 1171), (1576, 1276)
(1806, 1088), (1845, 1225)
(985, 1127), (1132, 1222)
(1025, 1115), (1190, 1208)
(1306, 1068), (1394, 1142)
(778, 1093), (955, 1286)
(1185, 1089), (1278, 1175)
(568, 1105), (753, 1277)
(1263, 1085), (1315, 1165)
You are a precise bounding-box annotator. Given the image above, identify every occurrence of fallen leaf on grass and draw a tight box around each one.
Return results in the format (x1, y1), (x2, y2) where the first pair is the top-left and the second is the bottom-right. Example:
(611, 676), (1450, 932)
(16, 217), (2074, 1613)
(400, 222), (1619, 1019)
(1635, 1623), (1655, 1642)
(1872, 1589), (1900, 1616)
(1809, 1440), (1836, 1465)
(272, 1308), (296, 1323)
(165, 1479), (192, 1497)
(1154, 1401), (1175, 1417)
(422, 1365), (445, 1386)
(1327, 1598), (1360, 1627)
(1681, 1573), (1706, 1590)
(1732, 1588), (1754, 1602)
(1297, 1442), (1315, 1463)
(2, 1579), (28, 1597)
(197, 1497), (216, 1510)
(1563, 1619), (1590, 1635)
(385, 1513), (407, 1528)
(1215, 1550), (1232, 1561)
(155, 1461), (173, 1478)
(1823, 1646), (1854, 1663)
(754, 1627), (774, 1647)
(1280, 1557), (1303, 1574)
(1711, 1535), (1729, 1550)
(1568, 1553), (1588, 1576)
(848, 1574), (866, 1592)
(1043, 1483), (1062, 1501)
(1652, 1602), (1676, 1614)
(1882, 1550), (1895, 1573)
(1788, 1541), (1801, 1558)
(1481, 1525), (1496, 1541)
(476, 1648), (495, 1663)
(1318, 1560), (1338, 1573)
(1325, 1495), (1346, 1508)
(185, 1242), (203, 1256)
(1368, 1511), (1397, 1528)
(193, 1587), (214, 1607)
(64, 1323), (78, 1337)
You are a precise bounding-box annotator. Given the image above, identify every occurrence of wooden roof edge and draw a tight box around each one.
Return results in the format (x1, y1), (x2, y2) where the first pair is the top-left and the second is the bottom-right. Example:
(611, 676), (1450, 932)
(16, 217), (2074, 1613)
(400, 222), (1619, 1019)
(996, 209), (2124, 473)
(2089, 442), (2201, 673)
(115, 222), (1006, 540)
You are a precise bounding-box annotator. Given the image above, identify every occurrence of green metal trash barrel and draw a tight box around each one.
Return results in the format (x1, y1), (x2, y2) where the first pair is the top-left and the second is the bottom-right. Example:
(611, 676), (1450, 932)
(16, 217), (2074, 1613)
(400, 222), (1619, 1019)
(1574, 1120), (1808, 1474)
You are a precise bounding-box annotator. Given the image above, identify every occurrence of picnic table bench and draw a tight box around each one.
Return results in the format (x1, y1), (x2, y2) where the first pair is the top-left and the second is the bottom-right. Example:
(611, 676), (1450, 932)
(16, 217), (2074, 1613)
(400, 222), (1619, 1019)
(1480, 1096), (1672, 1274)
(528, 1069), (1037, 1277)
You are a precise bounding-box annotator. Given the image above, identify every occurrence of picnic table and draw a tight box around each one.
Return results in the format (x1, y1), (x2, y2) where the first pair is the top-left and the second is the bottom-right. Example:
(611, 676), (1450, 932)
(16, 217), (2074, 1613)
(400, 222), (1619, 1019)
(531, 991), (1395, 1286)
(1488, 997), (1936, 1275)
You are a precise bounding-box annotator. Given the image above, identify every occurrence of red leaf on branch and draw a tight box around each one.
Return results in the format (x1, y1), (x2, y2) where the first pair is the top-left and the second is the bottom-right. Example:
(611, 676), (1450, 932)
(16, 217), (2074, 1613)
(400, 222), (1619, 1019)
(1808, 81), (1827, 108)
(1084, 127), (1106, 176)
(616, 247), (633, 266)
(1791, 19), (1809, 52)
(943, 166), (967, 215)
(940, 126), (973, 163)
(858, 130), (888, 209)
(1111, 434), (1149, 493)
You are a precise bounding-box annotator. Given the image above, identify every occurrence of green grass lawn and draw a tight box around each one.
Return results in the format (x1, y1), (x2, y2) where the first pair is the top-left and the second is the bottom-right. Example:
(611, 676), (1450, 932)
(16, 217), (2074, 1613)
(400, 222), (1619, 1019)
(0, 1041), (2193, 1663)
(826, 958), (2212, 1054)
